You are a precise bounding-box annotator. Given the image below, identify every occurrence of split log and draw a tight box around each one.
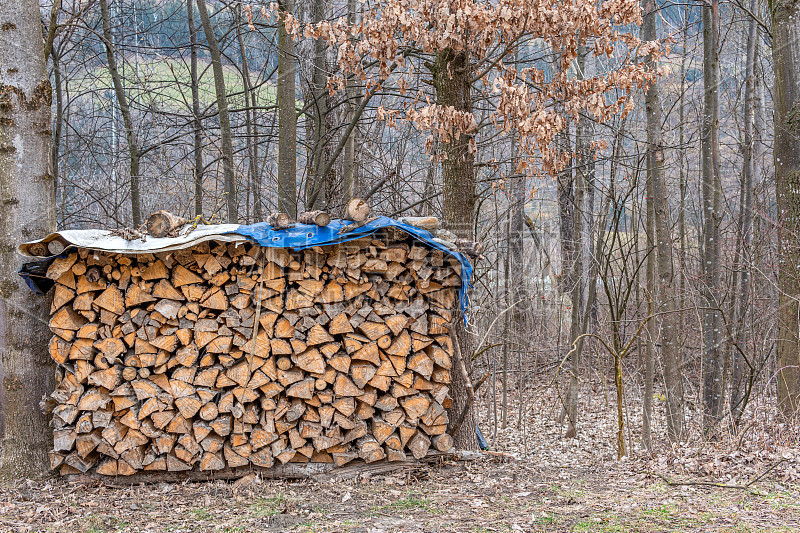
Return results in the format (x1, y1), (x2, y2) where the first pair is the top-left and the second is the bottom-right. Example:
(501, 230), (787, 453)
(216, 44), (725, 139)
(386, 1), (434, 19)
(344, 198), (370, 222)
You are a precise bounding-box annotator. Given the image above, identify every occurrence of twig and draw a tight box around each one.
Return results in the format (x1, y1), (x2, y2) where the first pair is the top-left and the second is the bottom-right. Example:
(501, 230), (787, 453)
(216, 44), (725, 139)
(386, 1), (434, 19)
(338, 216), (379, 235)
(646, 459), (786, 495)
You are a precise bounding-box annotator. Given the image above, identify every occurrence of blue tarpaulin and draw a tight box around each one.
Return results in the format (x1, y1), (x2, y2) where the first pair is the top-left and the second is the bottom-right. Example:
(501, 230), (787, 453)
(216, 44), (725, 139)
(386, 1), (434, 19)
(19, 216), (473, 320)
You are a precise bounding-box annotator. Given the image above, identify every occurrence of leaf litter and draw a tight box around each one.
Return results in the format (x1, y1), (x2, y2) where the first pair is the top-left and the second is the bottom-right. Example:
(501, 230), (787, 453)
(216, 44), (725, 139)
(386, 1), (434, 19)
(1, 382), (798, 532)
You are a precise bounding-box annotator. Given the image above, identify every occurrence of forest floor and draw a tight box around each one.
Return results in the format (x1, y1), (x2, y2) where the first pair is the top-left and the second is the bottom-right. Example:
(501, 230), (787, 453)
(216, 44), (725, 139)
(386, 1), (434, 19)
(1, 385), (798, 533)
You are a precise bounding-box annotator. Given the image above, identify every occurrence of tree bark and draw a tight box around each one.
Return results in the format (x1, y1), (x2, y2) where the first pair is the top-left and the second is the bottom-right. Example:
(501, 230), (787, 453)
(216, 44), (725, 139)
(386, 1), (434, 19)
(341, 0), (359, 203)
(560, 46), (593, 438)
(235, 4), (261, 222)
(729, 2), (759, 425)
(0, 0), (56, 478)
(51, 47), (63, 222)
(196, 0), (238, 223)
(277, 0), (297, 217)
(773, 0), (800, 417)
(99, 0), (141, 226)
(643, 0), (684, 442)
(433, 47), (477, 449)
(187, 0), (204, 219)
(701, 0), (724, 433)
(308, 0), (331, 210)
(508, 136), (526, 429)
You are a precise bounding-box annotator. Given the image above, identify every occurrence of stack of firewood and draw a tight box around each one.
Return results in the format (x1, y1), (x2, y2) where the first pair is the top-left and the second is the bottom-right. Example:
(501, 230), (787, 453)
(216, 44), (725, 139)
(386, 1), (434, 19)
(43, 228), (460, 476)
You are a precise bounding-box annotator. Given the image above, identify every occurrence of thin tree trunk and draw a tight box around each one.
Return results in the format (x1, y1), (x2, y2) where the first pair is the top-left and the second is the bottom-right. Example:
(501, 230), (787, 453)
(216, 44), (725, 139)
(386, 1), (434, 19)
(644, 0), (684, 442)
(557, 126), (575, 297)
(235, 4), (260, 221)
(508, 132), (526, 429)
(51, 48), (63, 223)
(308, 0), (329, 209)
(187, 0), (204, 218)
(678, 20), (688, 366)
(773, 0), (800, 417)
(196, 0), (238, 223)
(277, 0), (297, 217)
(342, 0), (358, 201)
(730, 3), (759, 425)
(644, 139), (656, 449)
(99, 0), (141, 226)
(555, 122), (574, 427)
(561, 45), (592, 438)
(0, 0), (56, 478)
(701, 0), (724, 433)
(502, 208), (511, 428)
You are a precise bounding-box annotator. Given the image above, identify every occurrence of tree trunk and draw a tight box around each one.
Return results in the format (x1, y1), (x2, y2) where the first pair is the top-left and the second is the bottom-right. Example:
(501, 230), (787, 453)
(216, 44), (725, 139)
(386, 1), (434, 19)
(277, 0), (297, 217)
(235, 4), (260, 222)
(644, 150), (656, 449)
(557, 126), (576, 297)
(729, 3), (759, 425)
(773, 0), (800, 417)
(341, 0), (359, 203)
(508, 135), (526, 429)
(308, 0), (330, 210)
(196, 0), (238, 223)
(99, 0), (141, 226)
(644, 0), (684, 442)
(0, 0), (56, 478)
(433, 47), (477, 449)
(51, 48), (63, 224)
(701, 0), (724, 433)
(187, 0), (204, 218)
(560, 46), (592, 438)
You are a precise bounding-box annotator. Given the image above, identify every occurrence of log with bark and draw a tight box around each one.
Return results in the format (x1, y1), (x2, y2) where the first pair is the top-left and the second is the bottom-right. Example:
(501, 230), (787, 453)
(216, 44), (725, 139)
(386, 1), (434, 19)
(41, 228), (465, 477)
(146, 211), (188, 238)
(298, 211), (331, 227)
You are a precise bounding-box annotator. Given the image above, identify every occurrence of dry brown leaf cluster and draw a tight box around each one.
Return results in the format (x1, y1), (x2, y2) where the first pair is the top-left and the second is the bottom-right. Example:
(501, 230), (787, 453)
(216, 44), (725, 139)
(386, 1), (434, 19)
(253, 0), (664, 175)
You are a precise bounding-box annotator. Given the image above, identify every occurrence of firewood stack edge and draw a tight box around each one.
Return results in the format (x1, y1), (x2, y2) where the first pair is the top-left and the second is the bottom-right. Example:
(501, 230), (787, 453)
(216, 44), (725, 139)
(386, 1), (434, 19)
(42, 226), (461, 477)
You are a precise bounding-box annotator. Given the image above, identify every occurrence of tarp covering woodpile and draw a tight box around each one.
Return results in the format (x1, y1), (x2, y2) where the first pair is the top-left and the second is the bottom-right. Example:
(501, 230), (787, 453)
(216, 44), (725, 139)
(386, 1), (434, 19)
(19, 217), (472, 478)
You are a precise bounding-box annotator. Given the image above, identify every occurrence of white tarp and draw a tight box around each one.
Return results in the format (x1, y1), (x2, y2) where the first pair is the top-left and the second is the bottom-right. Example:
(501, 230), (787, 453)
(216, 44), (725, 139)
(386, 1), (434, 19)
(18, 224), (244, 257)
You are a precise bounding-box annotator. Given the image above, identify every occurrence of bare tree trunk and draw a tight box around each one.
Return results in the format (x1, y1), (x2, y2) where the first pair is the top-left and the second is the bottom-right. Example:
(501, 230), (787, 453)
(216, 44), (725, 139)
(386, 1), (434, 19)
(644, 0), (684, 443)
(277, 0), (297, 217)
(701, 0), (724, 433)
(560, 46), (593, 438)
(729, 3), (759, 425)
(187, 0), (204, 218)
(0, 0), (56, 478)
(773, 0), (800, 417)
(644, 138), (656, 449)
(99, 0), (141, 226)
(555, 123), (574, 428)
(308, 0), (330, 209)
(196, 0), (238, 223)
(342, 0), (358, 201)
(557, 126), (576, 297)
(235, 4), (260, 222)
(51, 48), (63, 221)
(433, 47), (477, 449)
(678, 20), (688, 374)
(508, 133), (526, 429)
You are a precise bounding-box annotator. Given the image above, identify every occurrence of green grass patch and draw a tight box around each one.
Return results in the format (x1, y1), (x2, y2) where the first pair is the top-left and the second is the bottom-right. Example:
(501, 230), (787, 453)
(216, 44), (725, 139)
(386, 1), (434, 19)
(189, 507), (212, 520)
(71, 57), (279, 112)
(251, 494), (288, 517)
